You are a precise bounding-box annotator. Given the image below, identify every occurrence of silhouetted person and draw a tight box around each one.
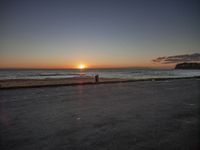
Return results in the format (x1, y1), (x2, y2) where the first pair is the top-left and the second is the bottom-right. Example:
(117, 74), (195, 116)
(95, 74), (99, 83)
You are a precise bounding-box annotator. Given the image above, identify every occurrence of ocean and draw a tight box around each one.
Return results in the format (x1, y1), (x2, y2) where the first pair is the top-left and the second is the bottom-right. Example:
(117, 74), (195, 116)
(0, 68), (200, 80)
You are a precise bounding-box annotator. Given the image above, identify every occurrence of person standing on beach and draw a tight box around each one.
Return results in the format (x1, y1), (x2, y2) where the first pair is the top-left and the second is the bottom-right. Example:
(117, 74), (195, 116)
(95, 74), (99, 83)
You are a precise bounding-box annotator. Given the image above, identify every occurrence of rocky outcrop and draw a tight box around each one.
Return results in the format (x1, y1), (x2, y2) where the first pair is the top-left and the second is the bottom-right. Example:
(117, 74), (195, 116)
(175, 62), (200, 69)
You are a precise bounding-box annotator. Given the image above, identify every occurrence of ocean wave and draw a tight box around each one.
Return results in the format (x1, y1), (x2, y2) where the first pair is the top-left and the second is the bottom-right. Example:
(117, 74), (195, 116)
(38, 73), (86, 76)
(0, 69), (200, 80)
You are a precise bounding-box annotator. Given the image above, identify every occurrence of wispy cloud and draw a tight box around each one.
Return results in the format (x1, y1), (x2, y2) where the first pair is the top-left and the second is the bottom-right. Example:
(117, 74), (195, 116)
(152, 53), (200, 64)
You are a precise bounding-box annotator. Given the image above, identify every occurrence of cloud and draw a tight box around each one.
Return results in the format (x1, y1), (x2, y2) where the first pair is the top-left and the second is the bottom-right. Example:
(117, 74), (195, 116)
(152, 53), (200, 64)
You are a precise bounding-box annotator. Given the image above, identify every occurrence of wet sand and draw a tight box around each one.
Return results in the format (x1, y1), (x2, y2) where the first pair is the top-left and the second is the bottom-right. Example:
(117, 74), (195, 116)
(0, 76), (200, 89)
(0, 79), (200, 150)
(0, 77), (125, 89)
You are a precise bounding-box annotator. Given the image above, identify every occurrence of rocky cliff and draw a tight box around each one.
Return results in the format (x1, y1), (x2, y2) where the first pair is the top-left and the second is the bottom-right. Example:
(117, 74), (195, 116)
(175, 62), (200, 69)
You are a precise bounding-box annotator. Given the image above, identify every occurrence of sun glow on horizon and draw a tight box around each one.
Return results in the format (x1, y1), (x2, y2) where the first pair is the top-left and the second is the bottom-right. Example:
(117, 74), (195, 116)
(78, 64), (87, 69)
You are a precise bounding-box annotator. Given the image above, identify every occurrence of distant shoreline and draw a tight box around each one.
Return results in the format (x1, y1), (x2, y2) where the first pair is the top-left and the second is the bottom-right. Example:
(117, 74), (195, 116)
(175, 62), (200, 69)
(1, 76), (200, 89)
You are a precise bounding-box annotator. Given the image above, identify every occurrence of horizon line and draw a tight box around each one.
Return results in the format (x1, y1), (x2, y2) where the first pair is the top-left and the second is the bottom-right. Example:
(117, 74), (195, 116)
(0, 66), (173, 70)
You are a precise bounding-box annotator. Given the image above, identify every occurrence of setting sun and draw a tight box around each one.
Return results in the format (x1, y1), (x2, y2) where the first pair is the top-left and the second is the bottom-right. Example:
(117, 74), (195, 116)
(78, 64), (86, 69)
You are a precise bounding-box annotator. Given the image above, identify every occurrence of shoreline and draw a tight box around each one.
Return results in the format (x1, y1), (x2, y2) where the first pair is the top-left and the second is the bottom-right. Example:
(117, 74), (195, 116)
(0, 76), (200, 89)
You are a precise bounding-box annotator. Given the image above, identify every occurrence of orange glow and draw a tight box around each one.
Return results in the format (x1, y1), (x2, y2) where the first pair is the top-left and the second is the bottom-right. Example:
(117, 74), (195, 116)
(78, 64), (87, 69)
(0, 58), (174, 69)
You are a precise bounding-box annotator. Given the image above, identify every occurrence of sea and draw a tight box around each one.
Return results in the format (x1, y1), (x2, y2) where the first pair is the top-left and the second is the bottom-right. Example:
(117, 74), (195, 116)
(0, 68), (200, 80)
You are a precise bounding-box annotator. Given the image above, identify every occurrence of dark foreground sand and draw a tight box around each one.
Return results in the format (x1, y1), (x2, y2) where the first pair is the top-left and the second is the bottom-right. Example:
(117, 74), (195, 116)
(0, 79), (200, 150)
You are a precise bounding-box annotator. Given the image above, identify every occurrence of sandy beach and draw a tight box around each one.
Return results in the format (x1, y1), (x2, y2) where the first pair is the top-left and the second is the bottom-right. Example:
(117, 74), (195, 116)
(0, 78), (199, 150)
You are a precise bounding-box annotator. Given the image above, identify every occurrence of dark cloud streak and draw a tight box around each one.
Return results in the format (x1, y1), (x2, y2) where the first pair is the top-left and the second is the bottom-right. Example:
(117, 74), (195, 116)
(153, 53), (200, 64)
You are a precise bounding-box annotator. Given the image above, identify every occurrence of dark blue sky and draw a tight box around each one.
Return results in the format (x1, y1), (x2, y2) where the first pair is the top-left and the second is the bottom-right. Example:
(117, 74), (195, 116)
(1, 0), (200, 68)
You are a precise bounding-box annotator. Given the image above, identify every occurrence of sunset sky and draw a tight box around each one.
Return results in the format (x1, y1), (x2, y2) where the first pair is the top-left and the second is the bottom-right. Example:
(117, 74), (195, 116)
(1, 0), (199, 69)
